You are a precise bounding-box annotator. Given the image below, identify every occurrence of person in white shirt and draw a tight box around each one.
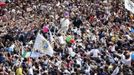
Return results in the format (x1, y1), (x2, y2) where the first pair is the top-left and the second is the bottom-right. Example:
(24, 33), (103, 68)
(57, 34), (65, 45)
(67, 46), (76, 57)
(121, 52), (132, 66)
(108, 42), (116, 53)
(28, 66), (34, 75)
(88, 49), (101, 58)
(84, 65), (91, 75)
(56, 33), (66, 49)
(6, 44), (15, 52)
(125, 34), (133, 40)
(58, 12), (70, 34)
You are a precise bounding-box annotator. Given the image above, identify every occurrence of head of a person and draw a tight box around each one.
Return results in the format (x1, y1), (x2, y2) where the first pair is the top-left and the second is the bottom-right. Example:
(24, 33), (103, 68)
(64, 11), (69, 18)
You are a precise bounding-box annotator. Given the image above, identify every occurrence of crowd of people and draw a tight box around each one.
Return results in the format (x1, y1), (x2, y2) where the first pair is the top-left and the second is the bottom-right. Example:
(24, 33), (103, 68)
(0, 0), (134, 75)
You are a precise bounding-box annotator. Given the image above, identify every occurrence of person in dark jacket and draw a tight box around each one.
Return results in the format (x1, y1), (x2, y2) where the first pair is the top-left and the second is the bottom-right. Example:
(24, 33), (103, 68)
(73, 15), (83, 28)
(0, 53), (5, 64)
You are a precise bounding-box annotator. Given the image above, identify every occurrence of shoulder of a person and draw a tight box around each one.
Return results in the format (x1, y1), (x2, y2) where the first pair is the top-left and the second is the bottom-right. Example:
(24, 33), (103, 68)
(60, 18), (65, 20)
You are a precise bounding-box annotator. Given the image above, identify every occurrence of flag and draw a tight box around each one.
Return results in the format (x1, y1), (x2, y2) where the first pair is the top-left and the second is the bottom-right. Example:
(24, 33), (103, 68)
(124, 0), (134, 14)
(33, 33), (54, 56)
(111, 66), (120, 75)
(21, 46), (31, 58)
(42, 25), (49, 33)
(131, 52), (134, 60)
(30, 51), (43, 58)
(22, 51), (31, 58)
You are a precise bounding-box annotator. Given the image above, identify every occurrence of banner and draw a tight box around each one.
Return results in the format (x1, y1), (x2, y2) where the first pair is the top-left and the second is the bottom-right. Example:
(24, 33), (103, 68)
(33, 33), (54, 56)
(124, 0), (134, 14)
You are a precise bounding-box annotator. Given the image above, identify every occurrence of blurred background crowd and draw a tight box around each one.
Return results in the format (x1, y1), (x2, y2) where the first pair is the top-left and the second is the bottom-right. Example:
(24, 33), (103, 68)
(0, 0), (134, 75)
